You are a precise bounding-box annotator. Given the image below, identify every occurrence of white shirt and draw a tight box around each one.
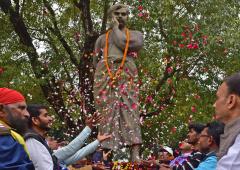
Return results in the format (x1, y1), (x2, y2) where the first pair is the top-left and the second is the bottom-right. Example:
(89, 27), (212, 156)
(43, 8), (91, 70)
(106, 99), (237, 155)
(216, 134), (240, 170)
(26, 138), (53, 170)
(26, 126), (100, 169)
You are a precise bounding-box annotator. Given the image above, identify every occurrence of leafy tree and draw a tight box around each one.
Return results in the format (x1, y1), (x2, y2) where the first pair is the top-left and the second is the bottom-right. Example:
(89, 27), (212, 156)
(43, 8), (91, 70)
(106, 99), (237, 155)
(0, 0), (240, 151)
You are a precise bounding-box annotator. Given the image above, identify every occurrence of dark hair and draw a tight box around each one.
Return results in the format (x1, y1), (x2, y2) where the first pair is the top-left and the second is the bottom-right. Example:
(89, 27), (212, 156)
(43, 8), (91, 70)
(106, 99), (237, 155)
(27, 104), (47, 127)
(188, 123), (205, 134)
(206, 121), (224, 147)
(224, 72), (240, 96)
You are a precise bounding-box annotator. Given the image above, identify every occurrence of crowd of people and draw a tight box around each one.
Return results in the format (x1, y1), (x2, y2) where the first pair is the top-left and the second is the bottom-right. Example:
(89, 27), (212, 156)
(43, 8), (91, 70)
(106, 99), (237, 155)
(142, 72), (240, 170)
(0, 71), (240, 170)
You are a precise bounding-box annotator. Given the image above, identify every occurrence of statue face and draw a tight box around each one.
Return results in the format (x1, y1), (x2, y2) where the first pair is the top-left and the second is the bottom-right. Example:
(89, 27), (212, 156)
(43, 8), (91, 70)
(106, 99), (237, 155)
(112, 8), (128, 28)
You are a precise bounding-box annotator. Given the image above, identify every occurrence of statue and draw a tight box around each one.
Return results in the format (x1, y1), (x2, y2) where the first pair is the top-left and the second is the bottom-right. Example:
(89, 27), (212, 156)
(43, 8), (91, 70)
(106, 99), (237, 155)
(93, 3), (143, 162)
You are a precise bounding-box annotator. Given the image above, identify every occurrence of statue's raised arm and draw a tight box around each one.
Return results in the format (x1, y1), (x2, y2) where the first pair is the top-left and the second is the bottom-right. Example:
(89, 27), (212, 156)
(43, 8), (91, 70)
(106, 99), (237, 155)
(111, 25), (143, 51)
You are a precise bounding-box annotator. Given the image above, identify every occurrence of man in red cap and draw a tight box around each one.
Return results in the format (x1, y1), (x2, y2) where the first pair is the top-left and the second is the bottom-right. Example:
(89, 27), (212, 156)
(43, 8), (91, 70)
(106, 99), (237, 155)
(0, 88), (34, 169)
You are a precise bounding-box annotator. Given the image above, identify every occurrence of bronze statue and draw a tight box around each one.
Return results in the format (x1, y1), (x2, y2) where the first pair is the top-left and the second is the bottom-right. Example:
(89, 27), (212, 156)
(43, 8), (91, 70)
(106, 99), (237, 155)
(93, 3), (143, 161)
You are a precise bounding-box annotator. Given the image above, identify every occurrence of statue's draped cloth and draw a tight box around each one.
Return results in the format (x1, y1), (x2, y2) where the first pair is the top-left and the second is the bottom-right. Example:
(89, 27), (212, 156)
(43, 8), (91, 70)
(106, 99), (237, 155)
(93, 31), (142, 150)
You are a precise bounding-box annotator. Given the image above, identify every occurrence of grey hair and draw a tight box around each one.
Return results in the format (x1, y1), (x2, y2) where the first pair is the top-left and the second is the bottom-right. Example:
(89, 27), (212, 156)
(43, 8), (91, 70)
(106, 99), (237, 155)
(107, 3), (129, 17)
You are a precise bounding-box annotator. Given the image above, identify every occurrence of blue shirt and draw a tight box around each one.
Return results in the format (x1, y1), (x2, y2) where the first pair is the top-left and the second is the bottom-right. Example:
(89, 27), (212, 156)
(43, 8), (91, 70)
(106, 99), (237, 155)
(0, 135), (35, 170)
(195, 152), (217, 170)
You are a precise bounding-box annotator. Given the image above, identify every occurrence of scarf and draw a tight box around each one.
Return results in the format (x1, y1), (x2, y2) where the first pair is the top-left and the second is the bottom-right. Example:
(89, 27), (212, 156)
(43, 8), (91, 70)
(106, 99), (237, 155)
(0, 120), (30, 156)
(217, 116), (240, 159)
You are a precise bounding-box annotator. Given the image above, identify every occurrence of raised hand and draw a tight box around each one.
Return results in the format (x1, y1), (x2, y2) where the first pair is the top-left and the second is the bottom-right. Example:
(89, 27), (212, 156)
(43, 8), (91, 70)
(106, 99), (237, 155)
(85, 112), (103, 129)
(47, 137), (59, 150)
(103, 150), (112, 161)
(112, 15), (119, 28)
(97, 132), (111, 142)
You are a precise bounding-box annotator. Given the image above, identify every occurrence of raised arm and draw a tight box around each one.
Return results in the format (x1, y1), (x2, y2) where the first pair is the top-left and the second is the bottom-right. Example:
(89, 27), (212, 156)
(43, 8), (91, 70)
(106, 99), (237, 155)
(112, 25), (143, 51)
(64, 133), (111, 165)
(53, 113), (104, 161)
(53, 126), (92, 161)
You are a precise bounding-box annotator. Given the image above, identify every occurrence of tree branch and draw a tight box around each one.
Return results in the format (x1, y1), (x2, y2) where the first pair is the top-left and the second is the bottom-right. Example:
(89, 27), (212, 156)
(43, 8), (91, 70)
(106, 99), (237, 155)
(74, 0), (98, 114)
(43, 0), (79, 67)
(74, 0), (94, 36)
(19, 0), (25, 16)
(13, 0), (19, 12)
(0, 0), (76, 130)
(101, 0), (109, 34)
(158, 18), (167, 40)
(0, 0), (42, 77)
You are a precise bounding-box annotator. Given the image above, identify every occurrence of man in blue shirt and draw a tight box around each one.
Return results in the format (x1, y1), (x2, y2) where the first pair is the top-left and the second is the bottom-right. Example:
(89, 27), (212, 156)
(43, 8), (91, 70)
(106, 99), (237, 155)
(0, 88), (34, 170)
(160, 122), (224, 170)
(196, 121), (224, 170)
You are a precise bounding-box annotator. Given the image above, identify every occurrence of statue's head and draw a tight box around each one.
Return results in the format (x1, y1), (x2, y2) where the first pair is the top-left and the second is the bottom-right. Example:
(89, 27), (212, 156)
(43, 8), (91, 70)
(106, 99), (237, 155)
(108, 3), (129, 28)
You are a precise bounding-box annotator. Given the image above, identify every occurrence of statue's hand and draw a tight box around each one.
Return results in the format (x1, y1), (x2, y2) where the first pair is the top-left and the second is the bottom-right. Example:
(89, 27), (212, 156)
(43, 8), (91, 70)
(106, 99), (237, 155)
(112, 16), (119, 28)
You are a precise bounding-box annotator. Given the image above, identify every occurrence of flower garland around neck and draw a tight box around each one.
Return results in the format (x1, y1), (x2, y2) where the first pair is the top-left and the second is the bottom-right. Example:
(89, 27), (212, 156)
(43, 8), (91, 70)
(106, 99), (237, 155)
(104, 28), (130, 82)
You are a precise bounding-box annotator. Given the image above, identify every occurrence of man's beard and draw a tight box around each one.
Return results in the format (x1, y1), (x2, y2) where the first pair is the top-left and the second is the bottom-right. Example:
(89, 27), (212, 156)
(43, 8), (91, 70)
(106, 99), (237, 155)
(39, 121), (51, 131)
(7, 111), (28, 135)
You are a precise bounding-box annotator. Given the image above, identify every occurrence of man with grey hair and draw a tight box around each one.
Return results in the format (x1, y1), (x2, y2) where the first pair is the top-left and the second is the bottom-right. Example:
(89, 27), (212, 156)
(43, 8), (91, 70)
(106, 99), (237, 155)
(93, 3), (143, 161)
(214, 72), (240, 170)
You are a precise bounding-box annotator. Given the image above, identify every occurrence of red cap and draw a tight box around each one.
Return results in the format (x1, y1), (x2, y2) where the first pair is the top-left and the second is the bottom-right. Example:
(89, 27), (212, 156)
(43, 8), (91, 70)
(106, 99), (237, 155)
(0, 88), (25, 105)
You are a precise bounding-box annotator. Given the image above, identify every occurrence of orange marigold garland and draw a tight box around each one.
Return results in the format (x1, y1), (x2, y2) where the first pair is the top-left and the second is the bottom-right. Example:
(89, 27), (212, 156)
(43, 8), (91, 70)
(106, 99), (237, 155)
(104, 29), (130, 83)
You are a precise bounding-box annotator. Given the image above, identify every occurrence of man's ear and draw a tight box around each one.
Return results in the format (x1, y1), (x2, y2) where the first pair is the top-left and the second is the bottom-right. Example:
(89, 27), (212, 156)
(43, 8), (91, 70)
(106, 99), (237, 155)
(208, 136), (214, 146)
(31, 117), (39, 126)
(227, 94), (237, 109)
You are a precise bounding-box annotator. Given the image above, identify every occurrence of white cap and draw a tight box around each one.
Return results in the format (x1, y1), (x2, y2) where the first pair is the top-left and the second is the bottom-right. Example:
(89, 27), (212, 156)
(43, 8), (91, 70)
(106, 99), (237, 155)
(162, 146), (173, 156)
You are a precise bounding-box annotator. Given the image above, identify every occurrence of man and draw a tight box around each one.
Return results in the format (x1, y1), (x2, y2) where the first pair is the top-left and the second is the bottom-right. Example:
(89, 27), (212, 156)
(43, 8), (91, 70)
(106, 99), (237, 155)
(187, 123), (205, 150)
(169, 140), (192, 167)
(145, 146), (174, 170)
(93, 3), (143, 161)
(160, 123), (205, 170)
(214, 72), (240, 169)
(196, 121), (224, 170)
(92, 148), (112, 169)
(25, 104), (111, 170)
(0, 88), (34, 169)
(158, 146), (174, 164)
